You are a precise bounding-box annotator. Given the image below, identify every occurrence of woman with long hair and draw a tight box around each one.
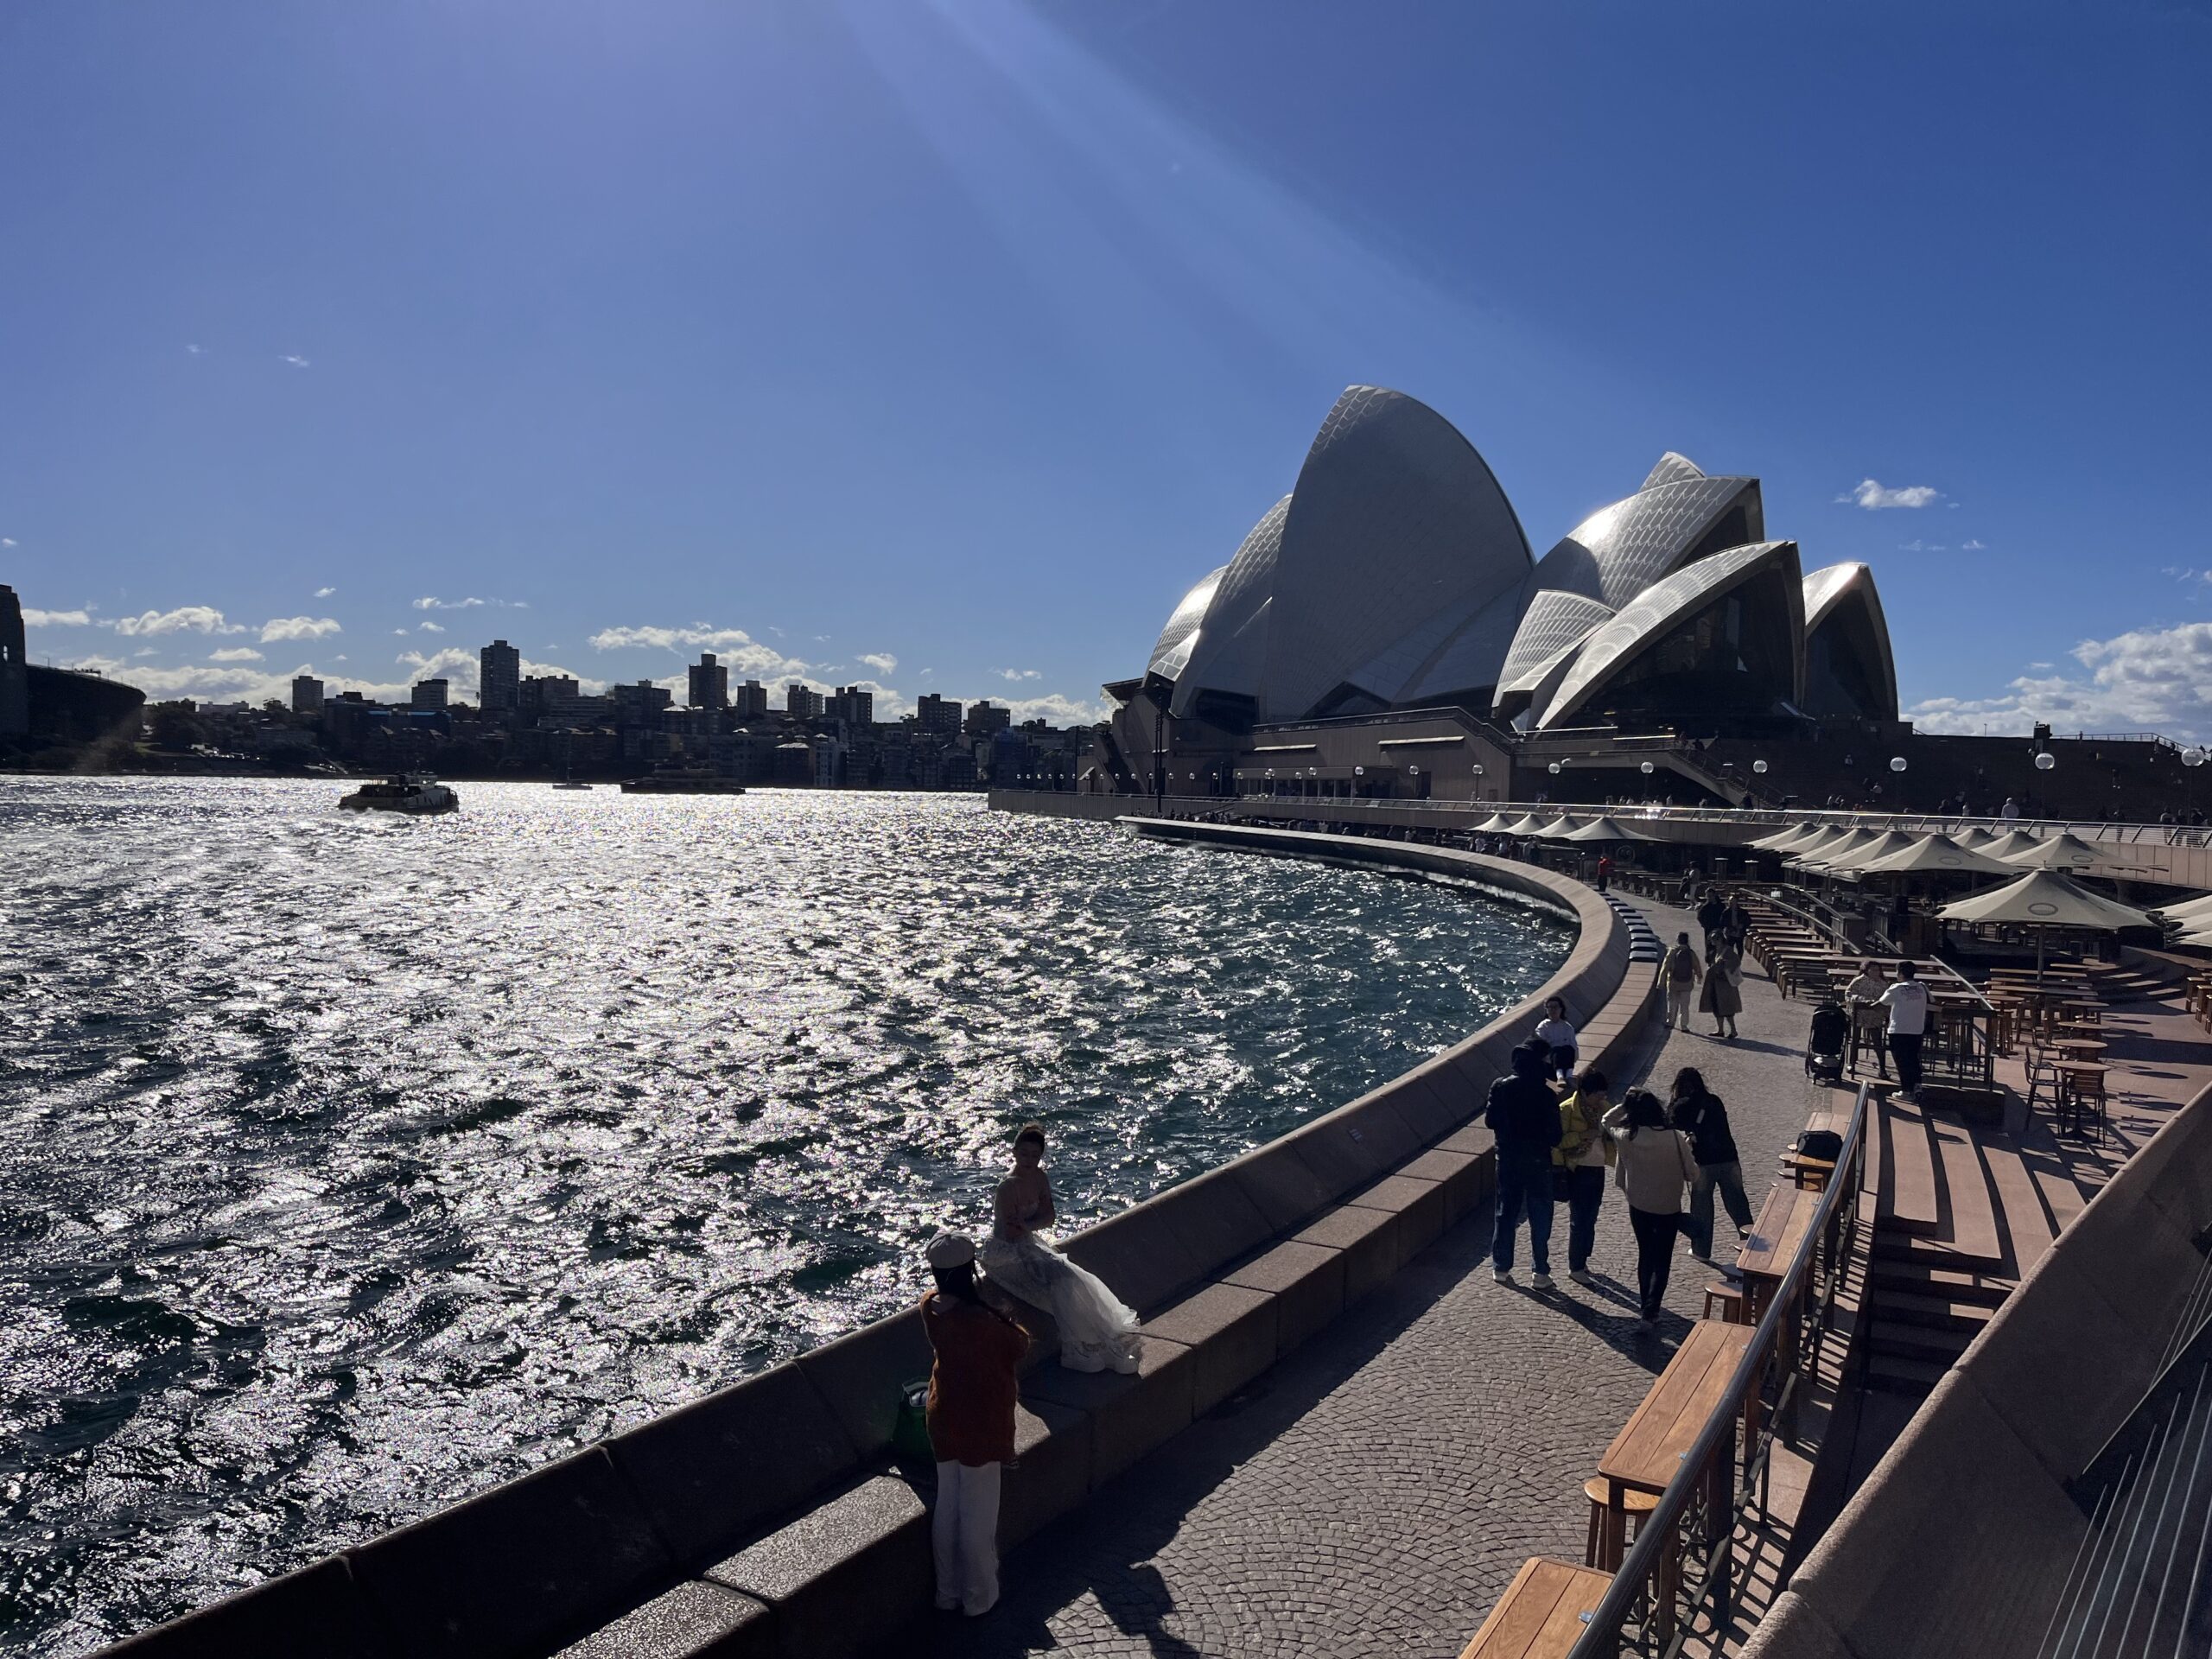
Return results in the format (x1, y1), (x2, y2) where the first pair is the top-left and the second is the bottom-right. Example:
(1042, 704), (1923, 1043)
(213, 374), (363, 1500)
(975, 1124), (1142, 1374)
(1669, 1066), (1753, 1263)
(1603, 1088), (1699, 1329)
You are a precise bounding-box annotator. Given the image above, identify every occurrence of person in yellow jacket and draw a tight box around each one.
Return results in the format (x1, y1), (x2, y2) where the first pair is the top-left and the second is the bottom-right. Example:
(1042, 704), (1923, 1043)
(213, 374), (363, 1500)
(1552, 1066), (1615, 1287)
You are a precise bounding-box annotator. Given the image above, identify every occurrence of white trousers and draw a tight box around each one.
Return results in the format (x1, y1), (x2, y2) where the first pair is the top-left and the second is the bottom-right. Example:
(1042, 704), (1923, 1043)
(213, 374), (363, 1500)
(932, 1459), (1002, 1615)
(1666, 982), (1695, 1029)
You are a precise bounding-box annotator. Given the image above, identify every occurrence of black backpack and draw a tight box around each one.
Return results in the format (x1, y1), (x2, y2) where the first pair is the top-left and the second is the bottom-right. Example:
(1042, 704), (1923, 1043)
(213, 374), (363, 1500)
(1795, 1128), (1844, 1162)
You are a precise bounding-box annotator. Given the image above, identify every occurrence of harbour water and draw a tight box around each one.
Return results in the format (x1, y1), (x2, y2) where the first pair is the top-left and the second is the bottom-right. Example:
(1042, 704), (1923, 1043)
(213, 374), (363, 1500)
(0, 781), (1569, 1654)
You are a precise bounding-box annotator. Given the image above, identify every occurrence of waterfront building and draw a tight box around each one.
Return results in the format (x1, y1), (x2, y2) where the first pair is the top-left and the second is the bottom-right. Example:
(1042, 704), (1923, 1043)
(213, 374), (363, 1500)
(786, 683), (824, 721)
(479, 639), (521, 716)
(0, 585), (26, 739)
(688, 652), (728, 710)
(410, 678), (449, 710)
(612, 679), (674, 727)
(830, 685), (874, 727)
(518, 674), (578, 721)
(964, 699), (1010, 739)
(290, 674), (324, 716)
(733, 678), (770, 719)
(917, 692), (963, 737)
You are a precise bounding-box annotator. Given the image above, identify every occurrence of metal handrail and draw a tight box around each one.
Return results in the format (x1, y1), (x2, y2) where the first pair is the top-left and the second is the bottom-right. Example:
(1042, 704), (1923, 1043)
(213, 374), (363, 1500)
(1565, 1081), (1872, 1659)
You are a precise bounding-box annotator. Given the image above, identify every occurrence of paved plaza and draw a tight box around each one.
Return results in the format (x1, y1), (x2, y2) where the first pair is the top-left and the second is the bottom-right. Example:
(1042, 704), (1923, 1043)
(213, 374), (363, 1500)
(893, 903), (1829, 1659)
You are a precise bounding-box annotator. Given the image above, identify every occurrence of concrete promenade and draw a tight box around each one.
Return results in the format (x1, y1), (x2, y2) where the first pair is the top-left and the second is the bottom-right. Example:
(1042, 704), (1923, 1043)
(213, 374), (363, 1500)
(893, 901), (1826, 1659)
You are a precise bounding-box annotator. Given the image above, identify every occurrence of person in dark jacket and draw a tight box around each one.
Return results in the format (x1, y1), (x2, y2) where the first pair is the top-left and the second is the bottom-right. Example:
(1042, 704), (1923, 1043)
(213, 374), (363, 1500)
(1695, 893), (1728, 953)
(922, 1233), (1029, 1618)
(1488, 1039), (1565, 1289)
(1668, 1067), (1753, 1262)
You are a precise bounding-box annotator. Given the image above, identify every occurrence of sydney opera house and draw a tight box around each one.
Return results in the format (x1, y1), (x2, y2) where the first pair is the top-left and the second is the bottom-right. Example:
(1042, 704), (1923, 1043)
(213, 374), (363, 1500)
(1100, 386), (1901, 804)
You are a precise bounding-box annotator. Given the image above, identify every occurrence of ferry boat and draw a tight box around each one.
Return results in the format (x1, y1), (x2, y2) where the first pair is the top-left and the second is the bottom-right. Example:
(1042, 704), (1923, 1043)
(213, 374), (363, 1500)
(618, 767), (747, 796)
(338, 773), (461, 814)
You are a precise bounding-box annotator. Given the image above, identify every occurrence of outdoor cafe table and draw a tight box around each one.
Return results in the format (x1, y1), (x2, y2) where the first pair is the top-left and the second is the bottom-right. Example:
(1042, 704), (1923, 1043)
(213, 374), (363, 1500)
(1596, 1318), (1757, 1641)
(1458, 1558), (1618, 1659)
(2053, 1062), (2108, 1136)
(1736, 1183), (1819, 1326)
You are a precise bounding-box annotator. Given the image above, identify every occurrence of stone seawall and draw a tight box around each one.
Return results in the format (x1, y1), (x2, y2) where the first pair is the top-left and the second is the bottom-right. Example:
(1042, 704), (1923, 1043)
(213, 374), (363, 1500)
(104, 823), (1654, 1659)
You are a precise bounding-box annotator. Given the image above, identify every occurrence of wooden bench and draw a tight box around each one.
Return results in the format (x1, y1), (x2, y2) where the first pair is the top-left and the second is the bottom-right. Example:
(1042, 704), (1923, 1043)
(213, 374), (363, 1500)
(1736, 1181), (1820, 1325)
(1459, 1557), (1617, 1659)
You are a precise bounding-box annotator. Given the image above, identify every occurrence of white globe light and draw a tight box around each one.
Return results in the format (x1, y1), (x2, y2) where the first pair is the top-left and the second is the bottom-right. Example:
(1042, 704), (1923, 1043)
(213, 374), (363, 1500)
(1548, 762), (1561, 774)
(1889, 756), (1908, 772)
(2184, 747), (2207, 768)
(1639, 760), (1655, 774)
(2033, 752), (2056, 772)
(1752, 759), (1769, 775)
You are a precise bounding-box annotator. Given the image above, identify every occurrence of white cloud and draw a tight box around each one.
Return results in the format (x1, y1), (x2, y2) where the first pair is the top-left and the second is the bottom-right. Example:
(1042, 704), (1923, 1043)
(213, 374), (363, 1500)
(109, 606), (245, 637)
(588, 622), (817, 683)
(1906, 620), (2212, 742)
(22, 607), (92, 626)
(2, 537), (16, 547)
(259, 616), (342, 642)
(980, 691), (1108, 727)
(415, 595), (483, 610)
(995, 667), (1042, 682)
(1897, 540), (1946, 553)
(418, 620), (445, 633)
(186, 343), (206, 356)
(1839, 479), (1943, 510)
(1961, 539), (1986, 551)
(858, 652), (898, 675)
(315, 586), (336, 598)
(208, 646), (264, 662)
(280, 353), (310, 368)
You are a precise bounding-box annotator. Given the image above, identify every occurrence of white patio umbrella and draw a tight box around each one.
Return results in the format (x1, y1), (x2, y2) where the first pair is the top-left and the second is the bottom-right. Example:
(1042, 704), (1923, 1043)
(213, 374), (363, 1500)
(1822, 830), (1923, 874)
(1765, 823), (1847, 857)
(1560, 815), (1660, 843)
(1471, 812), (1519, 834)
(1856, 832), (2015, 877)
(1789, 827), (1880, 871)
(1499, 813), (1553, 836)
(1955, 826), (2005, 851)
(1530, 815), (1588, 840)
(1980, 829), (2048, 861)
(1937, 868), (2157, 987)
(1998, 830), (2107, 872)
(2151, 892), (2212, 924)
(1749, 820), (1821, 851)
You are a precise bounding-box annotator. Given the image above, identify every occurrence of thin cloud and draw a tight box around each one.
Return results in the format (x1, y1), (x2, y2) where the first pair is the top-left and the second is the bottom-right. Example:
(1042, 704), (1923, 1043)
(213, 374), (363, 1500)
(858, 652), (899, 675)
(1897, 540), (1947, 553)
(108, 606), (245, 637)
(1961, 539), (1986, 551)
(418, 620), (445, 633)
(995, 668), (1043, 682)
(411, 595), (527, 612)
(315, 586), (336, 598)
(186, 344), (206, 356)
(280, 353), (310, 369)
(208, 646), (264, 662)
(2, 537), (16, 547)
(22, 607), (92, 626)
(588, 622), (816, 683)
(260, 615), (342, 642)
(1838, 479), (1943, 510)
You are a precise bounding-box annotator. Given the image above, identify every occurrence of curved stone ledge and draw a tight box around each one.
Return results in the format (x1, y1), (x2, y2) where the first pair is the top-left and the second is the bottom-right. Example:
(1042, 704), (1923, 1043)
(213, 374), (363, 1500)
(98, 827), (1649, 1659)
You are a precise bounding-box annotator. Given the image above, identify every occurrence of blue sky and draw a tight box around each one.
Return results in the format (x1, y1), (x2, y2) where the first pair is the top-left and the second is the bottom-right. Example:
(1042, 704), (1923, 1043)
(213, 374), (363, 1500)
(3, 1), (2209, 733)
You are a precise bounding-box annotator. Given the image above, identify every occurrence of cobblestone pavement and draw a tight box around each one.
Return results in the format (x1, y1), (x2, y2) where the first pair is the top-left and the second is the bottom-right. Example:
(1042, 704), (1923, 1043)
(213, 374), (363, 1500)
(891, 899), (1830, 1659)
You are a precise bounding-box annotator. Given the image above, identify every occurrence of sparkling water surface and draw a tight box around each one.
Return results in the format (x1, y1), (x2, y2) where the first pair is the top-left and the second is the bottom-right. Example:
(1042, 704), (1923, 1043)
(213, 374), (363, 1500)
(0, 780), (1569, 1654)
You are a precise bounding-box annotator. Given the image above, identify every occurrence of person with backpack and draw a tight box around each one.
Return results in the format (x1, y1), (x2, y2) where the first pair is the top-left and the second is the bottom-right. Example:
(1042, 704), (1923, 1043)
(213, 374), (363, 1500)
(1669, 1066), (1753, 1262)
(1552, 1065), (1614, 1287)
(1662, 931), (1703, 1030)
(1487, 1038), (1565, 1290)
(1602, 1089), (1700, 1328)
(1879, 959), (1932, 1100)
(1695, 892), (1728, 953)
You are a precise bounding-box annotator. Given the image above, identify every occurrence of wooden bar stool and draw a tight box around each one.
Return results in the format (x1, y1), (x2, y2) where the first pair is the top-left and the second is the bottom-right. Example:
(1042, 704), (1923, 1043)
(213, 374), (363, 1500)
(1702, 1281), (1749, 1324)
(1583, 1476), (1661, 1569)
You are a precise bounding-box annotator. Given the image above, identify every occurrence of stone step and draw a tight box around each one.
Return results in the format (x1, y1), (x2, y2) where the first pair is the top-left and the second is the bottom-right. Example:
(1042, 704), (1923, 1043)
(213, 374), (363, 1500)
(1977, 1134), (2060, 1278)
(1868, 1289), (1995, 1332)
(1866, 1261), (2013, 1307)
(1874, 1099), (1942, 1238)
(1871, 1230), (2010, 1275)
(1927, 1112), (2004, 1268)
(1868, 1319), (1976, 1365)
(1866, 1352), (1950, 1396)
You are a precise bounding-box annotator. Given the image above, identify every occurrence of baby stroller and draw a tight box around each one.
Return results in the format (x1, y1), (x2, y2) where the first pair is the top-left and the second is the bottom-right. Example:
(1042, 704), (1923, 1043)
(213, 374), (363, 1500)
(1806, 999), (1849, 1084)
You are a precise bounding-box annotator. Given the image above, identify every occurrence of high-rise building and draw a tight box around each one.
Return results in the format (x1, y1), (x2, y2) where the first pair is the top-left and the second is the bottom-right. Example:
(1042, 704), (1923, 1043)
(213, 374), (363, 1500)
(963, 699), (1010, 738)
(290, 674), (325, 715)
(613, 680), (674, 726)
(733, 679), (769, 719)
(688, 652), (729, 710)
(830, 685), (874, 727)
(0, 584), (26, 739)
(786, 683), (824, 720)
(917, 693), (963, 736)
(411, 678), (450, 710)
(480, 639), (520, 716)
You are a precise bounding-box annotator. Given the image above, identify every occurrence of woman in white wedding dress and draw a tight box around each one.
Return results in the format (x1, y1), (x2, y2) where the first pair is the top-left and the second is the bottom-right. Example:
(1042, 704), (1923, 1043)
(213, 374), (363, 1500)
(976, 1124), (1141, 1375)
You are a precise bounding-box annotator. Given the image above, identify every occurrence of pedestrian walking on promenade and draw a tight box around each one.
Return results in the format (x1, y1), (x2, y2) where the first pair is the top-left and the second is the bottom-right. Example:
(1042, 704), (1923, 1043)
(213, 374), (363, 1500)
(1699, 944), (1743, 1039)
(921, 1233), (1029, 1618)
(1604, 1090), (1700, 1328)
(1533, 995), (1579, 1082)
(1879, 959), (1931, 1100)
(1662, 931), (1703, 1030)
(1553, 1066), (1614, 1286)
(1669, 1067), (1752, 1262)
(1595, 854), (1614, 894)
(1695, 892), (1727, 954)
(1488, 1038), (1565, 1290)
(1720, 896), (1750, 950)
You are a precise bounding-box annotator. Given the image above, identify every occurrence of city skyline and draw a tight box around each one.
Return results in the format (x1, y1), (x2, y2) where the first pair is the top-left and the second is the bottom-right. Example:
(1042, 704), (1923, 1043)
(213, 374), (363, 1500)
(4, 3), (2210, 738)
